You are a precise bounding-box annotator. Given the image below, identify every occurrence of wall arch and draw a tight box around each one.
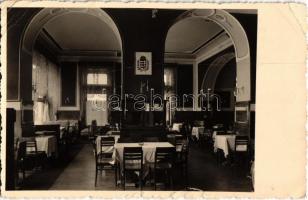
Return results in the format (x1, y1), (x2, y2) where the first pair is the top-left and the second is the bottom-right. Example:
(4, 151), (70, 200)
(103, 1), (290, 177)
(172, 9), (251, 102)
(22, 8), (122, 54)
(201, 52), (235, 91)
(19, 8), (123, 105)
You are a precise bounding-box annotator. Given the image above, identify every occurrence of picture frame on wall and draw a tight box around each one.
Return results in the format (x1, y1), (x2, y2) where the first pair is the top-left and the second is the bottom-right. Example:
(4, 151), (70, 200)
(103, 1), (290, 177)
(135, 52), (152, 75)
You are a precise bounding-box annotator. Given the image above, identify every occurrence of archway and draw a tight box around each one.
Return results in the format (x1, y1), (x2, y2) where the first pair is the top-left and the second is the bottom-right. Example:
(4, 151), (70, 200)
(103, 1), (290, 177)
(167, 9), (250, 103)
(19, 8), (123, 123)
(201, 52), (235, 91)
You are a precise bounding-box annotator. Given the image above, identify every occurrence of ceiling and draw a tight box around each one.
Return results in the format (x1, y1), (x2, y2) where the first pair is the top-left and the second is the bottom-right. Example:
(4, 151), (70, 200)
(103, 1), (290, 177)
(39, 10), (230, 61)
(43, 12), (121, 52)
(165, 17), (224, 54)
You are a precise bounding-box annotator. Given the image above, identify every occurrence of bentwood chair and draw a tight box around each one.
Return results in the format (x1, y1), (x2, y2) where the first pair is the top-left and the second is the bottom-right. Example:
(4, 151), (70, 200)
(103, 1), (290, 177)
(94, 136), (116, 187)
(122, 147), (143, 190)
(150, 147), (175, 190)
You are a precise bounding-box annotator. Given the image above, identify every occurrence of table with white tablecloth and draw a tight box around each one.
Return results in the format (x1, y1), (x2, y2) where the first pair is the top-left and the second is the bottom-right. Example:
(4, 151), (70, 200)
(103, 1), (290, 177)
(213, 134), (236, 158)
(114, 142), (175, 178)
(191, 127), (205, 140)
(34, 135), (58, 157)
(106, 130), (120, 136)
(171, 123), (183, 132)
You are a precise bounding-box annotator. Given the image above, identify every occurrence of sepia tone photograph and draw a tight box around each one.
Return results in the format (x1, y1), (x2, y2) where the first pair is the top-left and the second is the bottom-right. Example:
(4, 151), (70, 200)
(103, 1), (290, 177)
(4, 7), (258, 192)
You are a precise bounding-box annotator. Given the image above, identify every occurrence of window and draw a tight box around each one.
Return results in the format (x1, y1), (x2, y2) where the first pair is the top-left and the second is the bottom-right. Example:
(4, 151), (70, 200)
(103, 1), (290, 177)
(164, 67), (176, 100)
(87, 73), (108, 85)
(87, 93), (107, 101)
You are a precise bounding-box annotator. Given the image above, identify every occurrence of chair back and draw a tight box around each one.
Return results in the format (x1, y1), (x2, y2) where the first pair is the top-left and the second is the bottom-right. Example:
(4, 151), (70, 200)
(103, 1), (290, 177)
(175, 136), (186, 150)
(123, 147), (143, 170)
(100, 136), (115, 147)
(16, 141), (27, 161)
(155, 147), (175, 167)
(25, 138), (38, 154)
(235, 135), (249, 152)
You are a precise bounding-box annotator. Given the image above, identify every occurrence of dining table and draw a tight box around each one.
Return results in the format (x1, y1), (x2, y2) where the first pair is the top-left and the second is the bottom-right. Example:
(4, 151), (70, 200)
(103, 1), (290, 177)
(106, 130), (121, 136)
(171, 123), (183, 132)
(114, 142), (175, 178)
(33, 135), (58, 157)
(213, 133), (236, 158)
(191, 126), (205, 140)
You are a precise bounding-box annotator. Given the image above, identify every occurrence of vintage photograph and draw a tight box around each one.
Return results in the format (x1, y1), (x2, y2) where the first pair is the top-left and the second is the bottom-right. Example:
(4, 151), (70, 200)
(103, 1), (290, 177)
(5, 7), (257, 192)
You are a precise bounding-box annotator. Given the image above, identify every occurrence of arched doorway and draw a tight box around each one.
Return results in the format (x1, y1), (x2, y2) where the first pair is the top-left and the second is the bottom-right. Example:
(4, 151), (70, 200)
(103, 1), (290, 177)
(20, 8), (123, 124)
(164, 9), (250, 126)
(165, 9), (250, 103)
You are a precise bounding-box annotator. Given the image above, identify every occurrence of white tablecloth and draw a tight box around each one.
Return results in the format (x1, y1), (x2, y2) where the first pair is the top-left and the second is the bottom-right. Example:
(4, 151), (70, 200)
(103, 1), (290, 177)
(96, 135), (120, 154)
(213, 134), (236, 158)
(171, 123), (183, 132)
(191, 127), (205, 140)
(106, 130), (120, 135)
(114, 142), (174, 178)
(35, 135), (58, 157)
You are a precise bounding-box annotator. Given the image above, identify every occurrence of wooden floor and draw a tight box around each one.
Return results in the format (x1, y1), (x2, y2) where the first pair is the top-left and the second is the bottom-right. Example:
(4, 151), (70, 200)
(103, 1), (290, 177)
(20, 139), (253, 191)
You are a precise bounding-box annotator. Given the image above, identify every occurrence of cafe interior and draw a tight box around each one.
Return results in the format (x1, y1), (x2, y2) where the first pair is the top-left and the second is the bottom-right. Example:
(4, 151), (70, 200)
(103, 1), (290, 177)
(6, 8), (257, 191)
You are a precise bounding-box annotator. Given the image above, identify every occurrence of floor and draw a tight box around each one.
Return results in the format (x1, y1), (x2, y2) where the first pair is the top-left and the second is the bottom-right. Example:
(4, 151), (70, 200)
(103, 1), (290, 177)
(20, 139), (253, 191)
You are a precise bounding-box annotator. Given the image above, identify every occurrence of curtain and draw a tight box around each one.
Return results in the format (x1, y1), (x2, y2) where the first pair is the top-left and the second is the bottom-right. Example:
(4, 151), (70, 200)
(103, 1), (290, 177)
(83, 67), (112, 126)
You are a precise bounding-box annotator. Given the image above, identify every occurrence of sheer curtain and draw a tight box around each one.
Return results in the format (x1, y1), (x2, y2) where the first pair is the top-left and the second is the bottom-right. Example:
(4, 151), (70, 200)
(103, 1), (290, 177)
(84, 68), (111, 126)
(164, 67), (176, 126)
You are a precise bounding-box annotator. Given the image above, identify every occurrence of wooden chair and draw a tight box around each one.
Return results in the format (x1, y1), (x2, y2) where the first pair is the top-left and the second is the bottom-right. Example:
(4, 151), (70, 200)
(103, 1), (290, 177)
(15, 141), (27, 182)
(150, 147), (175, 190)
(175, 141), (189, 188)
(94, 136), (115, 187)
(25, 139), (46, 170)
(122, 147), (143, 190)
(234, 135), (249, 167)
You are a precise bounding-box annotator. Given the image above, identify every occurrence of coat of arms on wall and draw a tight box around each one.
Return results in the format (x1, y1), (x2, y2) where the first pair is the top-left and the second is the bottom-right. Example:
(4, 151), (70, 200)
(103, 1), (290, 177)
(135, 52), (152, 75)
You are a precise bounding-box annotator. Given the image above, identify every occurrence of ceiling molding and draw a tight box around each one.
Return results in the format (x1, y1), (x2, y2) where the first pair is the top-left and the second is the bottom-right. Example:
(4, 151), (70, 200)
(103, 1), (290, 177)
(37, 30), (122, 62)
(196, 33), (233, 63)
(57, 55), (122, 63)
(192, 30), (225, 54)
(164, 57), (195, 64)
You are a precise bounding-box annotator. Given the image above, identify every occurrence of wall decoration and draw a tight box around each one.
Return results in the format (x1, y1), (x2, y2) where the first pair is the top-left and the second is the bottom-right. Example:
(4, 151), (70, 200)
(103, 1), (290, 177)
(135, 52), (152, 75)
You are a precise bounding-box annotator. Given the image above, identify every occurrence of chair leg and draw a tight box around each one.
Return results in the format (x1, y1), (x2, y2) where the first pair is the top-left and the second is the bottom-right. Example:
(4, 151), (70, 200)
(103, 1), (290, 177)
(123, 171), (126, 190)
(139, 171), (142, 191)
(169, 169), (173, 190)
(149, 168), (152, 186)
(22, 168), (25, 180)
(154, 169), (156, 190)
(95, 169), (97, 187)
(114, 166), (117, 187)
(185, 164), (188, 188)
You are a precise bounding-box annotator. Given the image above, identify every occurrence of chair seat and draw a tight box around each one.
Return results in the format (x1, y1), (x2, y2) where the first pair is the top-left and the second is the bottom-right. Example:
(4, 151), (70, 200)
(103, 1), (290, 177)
(149, 162), (172, 169)
(97, 157), (114, 165)
(235, 145), (248, 151)
(26, 151), (46, 157)
(124, 162), (142, 170)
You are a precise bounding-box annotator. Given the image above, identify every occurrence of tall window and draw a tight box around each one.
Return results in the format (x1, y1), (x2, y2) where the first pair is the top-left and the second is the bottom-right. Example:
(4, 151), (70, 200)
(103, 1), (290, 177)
(85, 68), (111, 126)
(87, 73), (108, 85)
(164, 67), (176, 100)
